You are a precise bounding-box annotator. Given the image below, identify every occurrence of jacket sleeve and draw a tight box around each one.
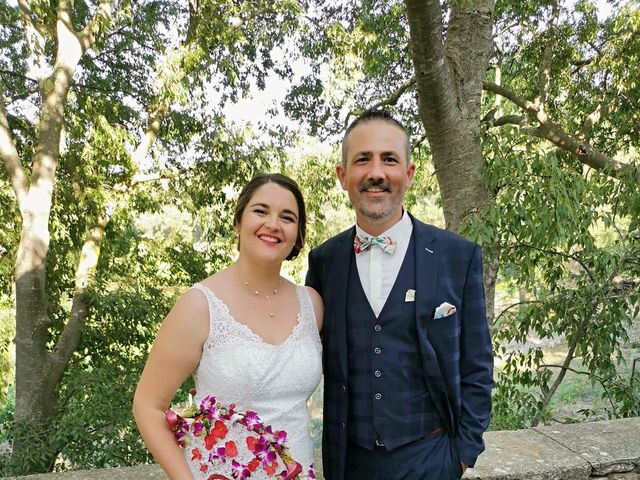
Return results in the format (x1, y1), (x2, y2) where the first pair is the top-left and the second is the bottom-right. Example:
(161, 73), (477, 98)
(454, 244), (494, 467)
(305, 248), (323, 296)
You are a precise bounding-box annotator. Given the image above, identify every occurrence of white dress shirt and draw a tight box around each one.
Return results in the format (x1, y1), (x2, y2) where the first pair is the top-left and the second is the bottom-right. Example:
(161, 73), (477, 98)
(355, 209), (413, 317)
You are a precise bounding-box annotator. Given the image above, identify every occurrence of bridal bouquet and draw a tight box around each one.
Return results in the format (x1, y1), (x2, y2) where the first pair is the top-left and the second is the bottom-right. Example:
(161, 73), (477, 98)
(166, 395), (315, 480)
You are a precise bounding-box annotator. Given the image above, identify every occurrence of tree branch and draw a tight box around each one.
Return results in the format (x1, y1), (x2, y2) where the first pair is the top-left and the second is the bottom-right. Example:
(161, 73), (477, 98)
(525, 120), (629, 175)
(345, 78), (417, 127)
(231, 7), (278, 28)
(483, 82), (632, 178)
(578, 99), (615, 141)
(51, 208), (110, 374)
(505, 240), (596, 283)
(484, 113), (528, 128)
(129, 165), (196, 186)
(531, 314), (588, 427)
(0, 94), (28, 210)
(483, 81), (538, 114)
(18, 0), (50, 83)
(131, 106), (166, 165)
(538, 361), (617, 415)
(79, 0), (116, 54)
(536, 0), (560, 108)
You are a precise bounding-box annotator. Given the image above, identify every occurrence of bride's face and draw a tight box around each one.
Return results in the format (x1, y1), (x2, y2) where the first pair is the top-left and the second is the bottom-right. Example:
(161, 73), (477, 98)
(237, 182), (300, 264)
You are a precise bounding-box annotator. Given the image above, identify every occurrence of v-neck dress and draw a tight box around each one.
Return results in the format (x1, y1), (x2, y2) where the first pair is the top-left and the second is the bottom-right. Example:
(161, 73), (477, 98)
(183, 283), (322, 479)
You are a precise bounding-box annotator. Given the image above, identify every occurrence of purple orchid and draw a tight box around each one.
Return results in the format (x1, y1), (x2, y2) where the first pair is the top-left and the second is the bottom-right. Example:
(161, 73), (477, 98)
(242, 411), (263, 430)
(199, 395), (217, 413)
(191, 419), (204, 437)
(261, 449), (277, 468)
(212, 445), (227, 463)
(273, 430), (287, 448)
(251, 435), (271, 457)
(231, 460), (251, 480)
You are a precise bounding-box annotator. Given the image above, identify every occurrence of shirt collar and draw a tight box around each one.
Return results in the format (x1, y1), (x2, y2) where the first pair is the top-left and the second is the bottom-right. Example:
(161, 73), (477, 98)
(355, 208), (412, 240)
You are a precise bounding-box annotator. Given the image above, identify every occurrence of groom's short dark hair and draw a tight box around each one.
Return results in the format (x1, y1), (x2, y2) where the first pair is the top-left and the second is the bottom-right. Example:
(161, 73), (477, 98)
(341, 109), (410, 167)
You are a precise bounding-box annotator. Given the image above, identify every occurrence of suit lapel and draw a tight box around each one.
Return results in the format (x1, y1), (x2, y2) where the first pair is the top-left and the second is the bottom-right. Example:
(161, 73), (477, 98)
(413, 217), (439, 319)
(328, 226), (354, 381)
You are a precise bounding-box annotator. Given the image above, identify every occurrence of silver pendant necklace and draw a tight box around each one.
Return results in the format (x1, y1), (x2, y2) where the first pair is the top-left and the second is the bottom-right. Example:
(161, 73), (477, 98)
(244, 279), (282, 318)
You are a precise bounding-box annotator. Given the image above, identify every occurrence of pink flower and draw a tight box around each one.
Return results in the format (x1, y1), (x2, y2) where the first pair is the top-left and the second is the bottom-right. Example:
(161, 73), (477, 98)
(282, 461), (302, 480)
(165, 409), (180, 429)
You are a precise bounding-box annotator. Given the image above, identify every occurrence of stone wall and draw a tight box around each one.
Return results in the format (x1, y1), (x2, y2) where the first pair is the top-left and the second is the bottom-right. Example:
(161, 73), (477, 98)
(3, 417), (639, 480)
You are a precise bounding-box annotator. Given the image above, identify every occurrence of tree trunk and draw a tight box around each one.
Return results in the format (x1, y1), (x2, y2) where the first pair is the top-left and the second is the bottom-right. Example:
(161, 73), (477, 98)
(404, 0), (498, 322)
(5, 3), (115, 472)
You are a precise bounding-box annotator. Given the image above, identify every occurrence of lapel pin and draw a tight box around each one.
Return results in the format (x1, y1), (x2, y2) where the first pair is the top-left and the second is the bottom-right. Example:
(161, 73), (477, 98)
(425, 247), (434, 254)
(405, 289), (416, 302)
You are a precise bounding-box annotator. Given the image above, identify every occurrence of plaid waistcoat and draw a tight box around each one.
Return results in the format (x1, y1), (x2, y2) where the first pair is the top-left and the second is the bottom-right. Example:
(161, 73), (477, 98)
(346, 235), (442, 450)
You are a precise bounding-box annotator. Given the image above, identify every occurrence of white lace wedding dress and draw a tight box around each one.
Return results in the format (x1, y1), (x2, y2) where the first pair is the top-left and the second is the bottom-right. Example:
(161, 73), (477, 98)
(182, 283), (322, 480)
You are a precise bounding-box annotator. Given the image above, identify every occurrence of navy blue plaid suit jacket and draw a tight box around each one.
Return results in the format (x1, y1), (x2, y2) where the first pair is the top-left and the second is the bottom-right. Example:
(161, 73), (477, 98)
(306, 215), (493, 480)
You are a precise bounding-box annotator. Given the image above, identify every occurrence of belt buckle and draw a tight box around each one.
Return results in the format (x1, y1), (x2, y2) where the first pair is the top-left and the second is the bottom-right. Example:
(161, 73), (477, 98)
(375, 438), (385, 447)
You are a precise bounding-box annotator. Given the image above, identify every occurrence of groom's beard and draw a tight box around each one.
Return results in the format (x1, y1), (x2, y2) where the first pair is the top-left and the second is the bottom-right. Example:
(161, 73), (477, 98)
(354, 178), (400, 222)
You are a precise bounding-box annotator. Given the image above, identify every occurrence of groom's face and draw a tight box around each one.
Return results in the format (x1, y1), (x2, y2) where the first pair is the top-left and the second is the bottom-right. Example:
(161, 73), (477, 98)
(337, 120), (415, 233)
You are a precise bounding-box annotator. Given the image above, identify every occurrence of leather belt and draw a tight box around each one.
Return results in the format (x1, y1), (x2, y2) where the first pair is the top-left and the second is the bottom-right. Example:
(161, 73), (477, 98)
(374, 426), (445, 447)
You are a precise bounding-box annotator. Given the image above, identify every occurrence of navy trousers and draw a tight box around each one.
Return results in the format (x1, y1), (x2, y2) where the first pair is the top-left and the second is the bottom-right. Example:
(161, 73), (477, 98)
(344, 431), (463, 480)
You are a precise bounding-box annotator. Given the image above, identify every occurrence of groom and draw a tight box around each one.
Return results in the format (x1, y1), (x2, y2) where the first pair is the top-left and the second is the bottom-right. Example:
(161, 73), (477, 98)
(306, 109), (493, 479)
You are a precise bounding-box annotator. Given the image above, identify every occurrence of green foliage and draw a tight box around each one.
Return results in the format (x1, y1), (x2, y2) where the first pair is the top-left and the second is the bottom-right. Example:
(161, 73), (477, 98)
(284, 0), (422, 139)
(1, 0), (315, 474)
(0, 0), (638, 473)
(0, 299), (14, 407)
(473, 0), (640, 426)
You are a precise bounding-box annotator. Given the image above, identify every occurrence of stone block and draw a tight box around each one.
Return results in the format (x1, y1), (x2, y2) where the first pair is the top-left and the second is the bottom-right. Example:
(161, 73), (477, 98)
(1, 464), (167, 480)
(463, 429), (591, 480)
(536, 417), (640, 476)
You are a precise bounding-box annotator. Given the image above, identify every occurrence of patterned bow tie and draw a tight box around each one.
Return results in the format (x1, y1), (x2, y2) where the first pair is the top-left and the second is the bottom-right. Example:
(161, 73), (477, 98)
(353, 234), (397, 255)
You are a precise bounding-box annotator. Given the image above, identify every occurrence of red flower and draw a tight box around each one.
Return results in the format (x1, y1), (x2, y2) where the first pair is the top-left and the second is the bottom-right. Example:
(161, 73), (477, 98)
(204, 431), (217, 450)
(200, 463), (209, 472)
(212, 420), (228, 440)
(248, 458), (260, 472)
(245, 436), (258, 452)
(264, 461), (278, 475)
(225, 440), (238, 458)
(191, 448), (203, 461)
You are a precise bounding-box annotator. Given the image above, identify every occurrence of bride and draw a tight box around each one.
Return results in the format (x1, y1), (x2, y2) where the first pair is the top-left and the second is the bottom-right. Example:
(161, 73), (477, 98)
(133, 173), (323, 479)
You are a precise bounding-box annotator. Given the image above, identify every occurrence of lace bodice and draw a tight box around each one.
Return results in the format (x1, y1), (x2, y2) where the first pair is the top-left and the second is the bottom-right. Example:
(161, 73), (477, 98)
(183, 283), (322, 479)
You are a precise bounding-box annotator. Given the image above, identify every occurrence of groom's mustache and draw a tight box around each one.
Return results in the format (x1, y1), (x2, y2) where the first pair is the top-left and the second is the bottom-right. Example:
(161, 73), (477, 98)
(359, 178), (391, 192)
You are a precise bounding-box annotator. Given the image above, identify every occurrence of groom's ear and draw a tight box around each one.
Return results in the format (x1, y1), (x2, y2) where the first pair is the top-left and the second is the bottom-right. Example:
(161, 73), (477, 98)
(336, 163), (348, 191)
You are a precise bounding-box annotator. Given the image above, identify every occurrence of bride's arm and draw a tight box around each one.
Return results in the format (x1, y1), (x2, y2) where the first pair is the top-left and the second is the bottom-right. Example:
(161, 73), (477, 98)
(306, 286), (324, 331)
(133, 288), (209, 480)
